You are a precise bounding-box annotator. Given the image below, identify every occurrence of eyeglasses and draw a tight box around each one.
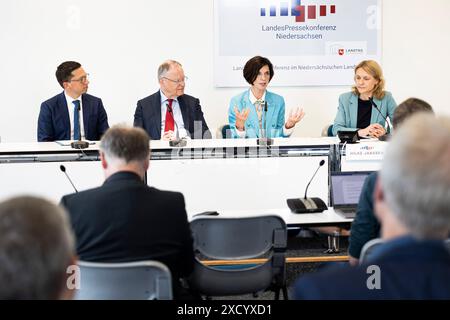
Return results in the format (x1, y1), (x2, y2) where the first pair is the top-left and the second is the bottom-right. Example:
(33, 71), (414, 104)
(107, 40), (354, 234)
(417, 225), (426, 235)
(70, 74), (90, 83)
(162, 76), (188, 85)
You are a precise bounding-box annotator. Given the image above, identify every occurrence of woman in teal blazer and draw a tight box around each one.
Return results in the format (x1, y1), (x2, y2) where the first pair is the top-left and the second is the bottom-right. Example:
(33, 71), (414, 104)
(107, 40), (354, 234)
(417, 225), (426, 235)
(228, 56), (304, 139)
(332, 60), (397, 138)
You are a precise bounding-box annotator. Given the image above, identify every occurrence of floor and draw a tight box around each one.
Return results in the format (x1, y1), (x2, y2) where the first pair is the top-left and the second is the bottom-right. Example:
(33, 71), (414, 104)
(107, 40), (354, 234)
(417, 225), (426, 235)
(210, 230), (350, 300)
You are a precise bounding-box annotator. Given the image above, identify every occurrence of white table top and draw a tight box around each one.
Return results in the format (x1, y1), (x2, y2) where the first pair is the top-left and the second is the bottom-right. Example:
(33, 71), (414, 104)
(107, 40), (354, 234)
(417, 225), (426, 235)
(189, 207), (352, 226)
(0, 137), (340, 154)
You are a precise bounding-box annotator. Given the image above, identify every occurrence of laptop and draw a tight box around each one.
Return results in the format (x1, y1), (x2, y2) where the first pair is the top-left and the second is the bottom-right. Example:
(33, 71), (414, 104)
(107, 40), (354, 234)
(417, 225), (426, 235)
(330, 171), (373, 219)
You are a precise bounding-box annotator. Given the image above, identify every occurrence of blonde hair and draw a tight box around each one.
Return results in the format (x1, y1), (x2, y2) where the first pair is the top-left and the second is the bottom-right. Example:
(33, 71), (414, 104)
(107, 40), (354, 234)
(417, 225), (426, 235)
(352, 60), (386, 99)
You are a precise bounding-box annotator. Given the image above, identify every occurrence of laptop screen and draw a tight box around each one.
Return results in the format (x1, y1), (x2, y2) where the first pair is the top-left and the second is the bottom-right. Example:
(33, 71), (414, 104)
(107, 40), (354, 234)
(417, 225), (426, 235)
(331, 171), (372, 207)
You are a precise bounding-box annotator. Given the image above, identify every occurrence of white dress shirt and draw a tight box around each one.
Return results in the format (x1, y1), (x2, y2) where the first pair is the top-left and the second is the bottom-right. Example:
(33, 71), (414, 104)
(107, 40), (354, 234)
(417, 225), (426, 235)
(159, 90), (189, 139)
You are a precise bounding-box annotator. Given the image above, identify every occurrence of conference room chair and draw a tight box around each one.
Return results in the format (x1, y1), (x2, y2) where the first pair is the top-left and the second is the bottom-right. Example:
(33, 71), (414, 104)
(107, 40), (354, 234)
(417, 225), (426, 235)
(359, 238), (385, 265)
(188, 215), (288, 299)
(75, 260), (173, 300)
(216, 124), (231, 139)
(360, 238), (450, 265)
(321, 124), (334, 137)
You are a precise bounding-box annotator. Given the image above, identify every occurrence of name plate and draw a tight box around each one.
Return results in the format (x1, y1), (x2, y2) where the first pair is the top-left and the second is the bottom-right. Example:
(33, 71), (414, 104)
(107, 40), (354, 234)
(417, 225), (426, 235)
(345, 142), (387, 161)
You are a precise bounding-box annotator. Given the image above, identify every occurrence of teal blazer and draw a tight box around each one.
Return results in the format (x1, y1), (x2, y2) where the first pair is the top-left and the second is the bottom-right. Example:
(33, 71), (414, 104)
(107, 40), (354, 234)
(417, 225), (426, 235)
(228, 90), (287, 138)
(332, 91), (397, 136)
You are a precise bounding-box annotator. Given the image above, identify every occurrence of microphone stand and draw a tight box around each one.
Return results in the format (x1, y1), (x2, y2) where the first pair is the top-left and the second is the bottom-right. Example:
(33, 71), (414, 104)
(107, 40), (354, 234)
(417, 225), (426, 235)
(257, 101), (273, 146)
(71, 104), (89, 149)
(60, 165), (78, 193)
(167, 104), (187, 148)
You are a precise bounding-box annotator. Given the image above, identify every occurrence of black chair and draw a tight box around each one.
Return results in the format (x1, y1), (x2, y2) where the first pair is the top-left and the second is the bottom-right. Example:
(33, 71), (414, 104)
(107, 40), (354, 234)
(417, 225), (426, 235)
(216, 124), (232, 139)
(188, 215), (288, 299)
(75, 260), (173, 300)
(321, 124), (334, 137)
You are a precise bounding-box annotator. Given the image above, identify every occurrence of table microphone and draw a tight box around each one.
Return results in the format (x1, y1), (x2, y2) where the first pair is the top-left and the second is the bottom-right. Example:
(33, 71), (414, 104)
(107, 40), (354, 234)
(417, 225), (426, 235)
(71, 104), (89, 149)
(257, 101), (273, 146)
(286, 159), (327, 214)
(369, 97), (392, 140)
(60, 165), (78, 193)
(167, 103), (187, 147)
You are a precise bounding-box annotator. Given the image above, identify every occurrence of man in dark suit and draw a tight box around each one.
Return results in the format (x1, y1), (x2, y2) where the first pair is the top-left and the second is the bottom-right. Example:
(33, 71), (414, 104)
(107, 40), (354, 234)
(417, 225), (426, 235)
(134, 60), (211, 140)
(37, 61), (109, 142)
(60, 125), (195, 299)
(294, 114), (450, 299)
(348, 98), (435, 266)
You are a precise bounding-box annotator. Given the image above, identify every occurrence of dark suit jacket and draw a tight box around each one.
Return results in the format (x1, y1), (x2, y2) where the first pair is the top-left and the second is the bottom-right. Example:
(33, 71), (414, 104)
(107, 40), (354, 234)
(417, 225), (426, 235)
(60, 171), (195, 297)
(37, 92), (109, 141)
(294, 237), (450, 299)
(133, 91), (211, 140)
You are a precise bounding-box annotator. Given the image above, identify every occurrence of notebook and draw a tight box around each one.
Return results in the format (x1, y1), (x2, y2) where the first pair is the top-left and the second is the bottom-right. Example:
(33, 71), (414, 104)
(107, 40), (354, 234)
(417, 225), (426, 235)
(330, 171), (373, 219)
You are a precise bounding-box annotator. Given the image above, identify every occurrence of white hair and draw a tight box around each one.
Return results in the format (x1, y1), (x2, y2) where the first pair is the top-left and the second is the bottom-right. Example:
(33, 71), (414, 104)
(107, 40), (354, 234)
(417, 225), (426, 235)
(380, 114), (450, 238)
(157, 60), (182, 80)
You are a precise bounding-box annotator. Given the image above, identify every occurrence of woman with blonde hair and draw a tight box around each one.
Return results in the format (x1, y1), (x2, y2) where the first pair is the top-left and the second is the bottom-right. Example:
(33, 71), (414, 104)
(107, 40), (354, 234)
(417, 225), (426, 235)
(332, 60), (397, 138)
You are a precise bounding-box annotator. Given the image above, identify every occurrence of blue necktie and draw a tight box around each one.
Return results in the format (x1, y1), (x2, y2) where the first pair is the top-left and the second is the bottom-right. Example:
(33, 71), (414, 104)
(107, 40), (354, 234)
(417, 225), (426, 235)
(73, 100), (81, 140)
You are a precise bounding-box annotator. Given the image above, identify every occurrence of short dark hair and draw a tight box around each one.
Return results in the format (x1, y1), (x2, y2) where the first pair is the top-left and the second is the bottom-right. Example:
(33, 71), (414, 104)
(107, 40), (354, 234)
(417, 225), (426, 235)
(0, 196), (75, 299)
(243, 56), (274, 85)
(99, 125), (150, 163)
(393, 98), (434, 129)
(55, 61), (81, 88)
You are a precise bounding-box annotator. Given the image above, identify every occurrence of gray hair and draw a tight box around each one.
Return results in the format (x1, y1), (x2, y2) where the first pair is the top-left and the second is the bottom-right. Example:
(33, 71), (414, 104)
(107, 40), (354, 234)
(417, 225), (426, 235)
(380, 114), (450, 239)
(99, 125), (150, 163)
(157, 60), (182, 80)
(0, 196), (75, 299)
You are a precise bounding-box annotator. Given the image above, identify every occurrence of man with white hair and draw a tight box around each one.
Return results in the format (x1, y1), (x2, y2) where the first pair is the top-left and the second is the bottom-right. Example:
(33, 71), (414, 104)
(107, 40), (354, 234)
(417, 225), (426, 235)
(134, 60), (211, 141)
(294, 114), (450, 299)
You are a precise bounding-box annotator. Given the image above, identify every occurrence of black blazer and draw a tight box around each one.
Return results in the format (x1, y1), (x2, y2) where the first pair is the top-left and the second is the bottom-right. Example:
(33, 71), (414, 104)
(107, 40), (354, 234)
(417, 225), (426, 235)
(60, 171), (195, 283)
(133, 91), (211, 140)
(37, 92), (109, 142)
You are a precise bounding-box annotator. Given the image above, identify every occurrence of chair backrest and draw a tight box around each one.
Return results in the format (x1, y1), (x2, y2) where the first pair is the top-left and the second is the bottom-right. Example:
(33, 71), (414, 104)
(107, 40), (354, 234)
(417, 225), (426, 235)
(321, 124), (334, 137)
(360, 238), (450, 264)
(188, 215), (287, 297)
(75, 260), (173, 300)
(216, 124), (231, 139)
(359, 238), (385, 265)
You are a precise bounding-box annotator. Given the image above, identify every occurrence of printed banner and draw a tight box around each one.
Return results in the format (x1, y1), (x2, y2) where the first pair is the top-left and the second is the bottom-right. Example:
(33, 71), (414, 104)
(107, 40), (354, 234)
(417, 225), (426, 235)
(214, 0), (382, 87)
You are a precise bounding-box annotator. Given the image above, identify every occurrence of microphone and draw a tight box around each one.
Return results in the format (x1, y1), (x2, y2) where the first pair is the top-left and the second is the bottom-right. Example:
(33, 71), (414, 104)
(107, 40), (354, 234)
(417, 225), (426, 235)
(257, 101), (273, 146)
(304, 159), (325, 199)
(166, 103), (187, 147)
(286, 159), (327, 214)
(71, 104), (89, 149)
(59, 165), (78, 193)
(369, 97), (392, 140)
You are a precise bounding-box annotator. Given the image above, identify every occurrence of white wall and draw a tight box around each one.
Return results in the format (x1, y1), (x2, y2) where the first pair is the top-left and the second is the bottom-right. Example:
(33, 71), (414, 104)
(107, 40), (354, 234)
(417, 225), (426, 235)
(0, 0), (449, 142)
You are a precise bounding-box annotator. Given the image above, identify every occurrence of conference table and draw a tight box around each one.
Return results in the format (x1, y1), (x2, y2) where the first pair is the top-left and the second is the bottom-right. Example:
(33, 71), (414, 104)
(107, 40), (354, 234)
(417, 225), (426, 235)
(196, 207), (352, 228)
(0, 137), (382, 226)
